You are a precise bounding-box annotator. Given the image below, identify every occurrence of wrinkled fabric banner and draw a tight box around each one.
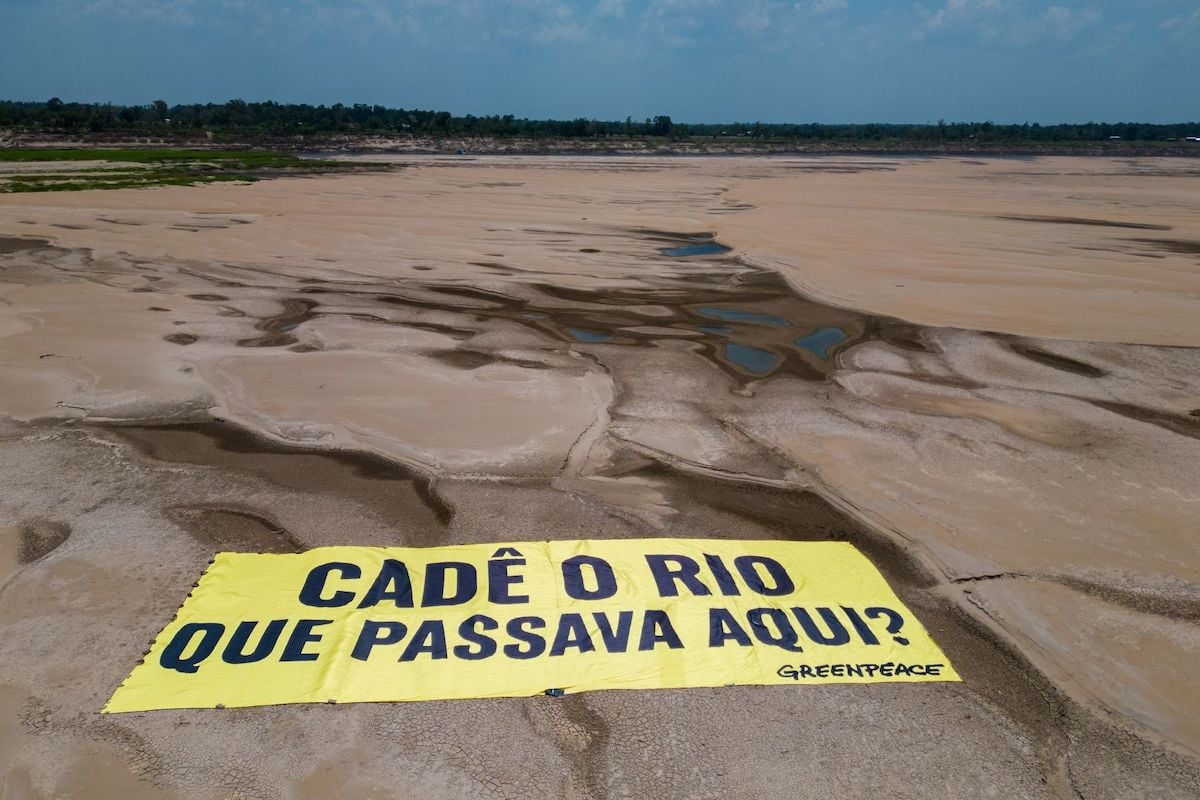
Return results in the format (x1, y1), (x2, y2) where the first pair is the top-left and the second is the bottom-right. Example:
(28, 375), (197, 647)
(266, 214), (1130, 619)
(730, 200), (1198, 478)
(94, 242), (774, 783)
(104, 538), (958, 712)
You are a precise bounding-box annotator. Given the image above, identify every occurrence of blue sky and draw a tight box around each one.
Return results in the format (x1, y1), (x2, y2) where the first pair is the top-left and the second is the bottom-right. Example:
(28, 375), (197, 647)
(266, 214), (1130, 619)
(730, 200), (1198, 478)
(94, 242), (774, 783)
(1, 0), (1196, 122)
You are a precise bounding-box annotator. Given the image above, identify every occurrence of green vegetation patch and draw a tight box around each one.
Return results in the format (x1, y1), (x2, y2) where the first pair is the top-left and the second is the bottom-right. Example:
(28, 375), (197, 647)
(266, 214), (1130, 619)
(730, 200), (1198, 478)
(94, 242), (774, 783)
(0, 148), (379, 193)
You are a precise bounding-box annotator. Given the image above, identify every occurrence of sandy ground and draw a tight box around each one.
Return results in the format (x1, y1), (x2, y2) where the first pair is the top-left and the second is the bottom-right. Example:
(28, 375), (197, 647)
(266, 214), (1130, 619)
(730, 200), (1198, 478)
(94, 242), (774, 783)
(0, 155), (1198, 798)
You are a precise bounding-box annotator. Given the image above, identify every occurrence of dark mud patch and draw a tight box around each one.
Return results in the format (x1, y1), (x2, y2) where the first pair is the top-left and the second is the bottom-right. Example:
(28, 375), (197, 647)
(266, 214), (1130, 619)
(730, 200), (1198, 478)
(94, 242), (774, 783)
(422, 347), (501, 371)
(425, 349), (552, 371)
(629, 228), (718, 244)
(0, 236), (51, 255)
(633, 229), (733, 257)
(166, 505), (302, 553)
(998, 215), (1171, 231)
(163, 333), (198, 346)
(524, 268), (926, 383)
(95, 217), (145, 226)
(237, 298), (319, 348)
(186, 294), (229, 302)
(1010, 343), (1105, 377)
(392, 320), (478, 340)
(147, 306), (170, 312)
(147, 227), (925, 386)
(104, 420), (452, 540)
(359, 253), (924, 385)
(425, 349), (498, 369)
(1048, 575), (1200, 623)
(1126, 238), (1200, 257)
(1088, 400), (1200, 440)
(19, 519), (71, 563)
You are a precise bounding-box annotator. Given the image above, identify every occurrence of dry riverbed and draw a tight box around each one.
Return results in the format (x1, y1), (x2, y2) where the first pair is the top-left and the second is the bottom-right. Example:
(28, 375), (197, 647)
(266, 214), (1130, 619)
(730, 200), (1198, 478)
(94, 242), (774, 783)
(0, 154), (1198, 798)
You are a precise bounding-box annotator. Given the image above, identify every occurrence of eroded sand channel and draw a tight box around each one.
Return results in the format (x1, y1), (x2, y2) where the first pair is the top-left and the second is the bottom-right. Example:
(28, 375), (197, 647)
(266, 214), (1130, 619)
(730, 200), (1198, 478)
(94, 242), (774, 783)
(0, 155), (1198, 798)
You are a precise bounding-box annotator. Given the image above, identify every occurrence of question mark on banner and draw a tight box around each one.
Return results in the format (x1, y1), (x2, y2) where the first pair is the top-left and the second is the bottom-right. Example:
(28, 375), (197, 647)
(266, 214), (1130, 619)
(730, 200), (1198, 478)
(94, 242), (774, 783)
(865, 607), (909, 645)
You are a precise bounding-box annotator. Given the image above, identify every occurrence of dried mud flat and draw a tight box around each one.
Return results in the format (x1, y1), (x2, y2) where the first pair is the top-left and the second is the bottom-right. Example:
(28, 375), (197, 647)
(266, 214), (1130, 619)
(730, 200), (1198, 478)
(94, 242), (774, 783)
(0, 155), (1198, 799)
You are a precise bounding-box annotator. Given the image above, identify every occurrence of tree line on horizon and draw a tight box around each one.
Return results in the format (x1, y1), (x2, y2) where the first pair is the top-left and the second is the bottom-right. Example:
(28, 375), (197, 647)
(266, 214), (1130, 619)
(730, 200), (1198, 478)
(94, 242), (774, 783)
(2, 98), (1196, 143)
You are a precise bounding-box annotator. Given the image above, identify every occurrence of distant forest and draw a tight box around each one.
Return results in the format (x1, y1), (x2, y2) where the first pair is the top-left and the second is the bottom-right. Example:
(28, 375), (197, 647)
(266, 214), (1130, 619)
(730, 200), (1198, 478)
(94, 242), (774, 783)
(2, 98), (1197, 143)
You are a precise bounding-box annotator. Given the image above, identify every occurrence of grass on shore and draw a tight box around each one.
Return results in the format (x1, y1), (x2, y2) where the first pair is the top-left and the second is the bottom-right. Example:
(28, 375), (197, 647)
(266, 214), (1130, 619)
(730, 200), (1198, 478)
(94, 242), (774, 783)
(0, 148), (366, 193)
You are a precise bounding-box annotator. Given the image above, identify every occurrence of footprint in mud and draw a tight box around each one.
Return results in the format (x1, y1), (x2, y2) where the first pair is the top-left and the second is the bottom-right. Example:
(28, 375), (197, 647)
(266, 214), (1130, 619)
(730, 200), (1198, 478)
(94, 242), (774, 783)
(163, 333), (198, 346)
(166, 506), (302, 553)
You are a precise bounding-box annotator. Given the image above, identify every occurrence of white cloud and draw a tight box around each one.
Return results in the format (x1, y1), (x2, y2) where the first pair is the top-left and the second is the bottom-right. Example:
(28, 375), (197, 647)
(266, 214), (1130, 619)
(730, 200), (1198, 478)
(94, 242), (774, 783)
(533, 21), (586, 41)
(736, 0), (780, 33)
(594, 0), (626, 18)
(920, 0), (1004, 35)
(913, 0), (1098, 43)
(491, 0), (593, 45)
(82, 0), (197, 24)
(1041, 5), (1099, 39)
(802, 0), (847, 14)
(1160, 7), (1200, 32)
(638, 0), (717, 47)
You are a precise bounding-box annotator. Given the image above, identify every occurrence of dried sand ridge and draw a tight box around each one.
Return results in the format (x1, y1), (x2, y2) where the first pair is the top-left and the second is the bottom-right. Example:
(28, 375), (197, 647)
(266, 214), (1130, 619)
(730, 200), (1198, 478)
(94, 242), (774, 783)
(0, 155), (1198, 798)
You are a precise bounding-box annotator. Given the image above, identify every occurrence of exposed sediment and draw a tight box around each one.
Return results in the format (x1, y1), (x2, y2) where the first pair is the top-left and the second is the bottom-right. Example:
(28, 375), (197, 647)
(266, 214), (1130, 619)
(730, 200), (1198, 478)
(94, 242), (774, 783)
(0, 155), (1198, 798)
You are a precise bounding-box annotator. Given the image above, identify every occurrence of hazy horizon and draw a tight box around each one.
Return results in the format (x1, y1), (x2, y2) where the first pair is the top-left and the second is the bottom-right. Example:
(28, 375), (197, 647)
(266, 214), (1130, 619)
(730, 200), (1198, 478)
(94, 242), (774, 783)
(2, 0), (1197, 125)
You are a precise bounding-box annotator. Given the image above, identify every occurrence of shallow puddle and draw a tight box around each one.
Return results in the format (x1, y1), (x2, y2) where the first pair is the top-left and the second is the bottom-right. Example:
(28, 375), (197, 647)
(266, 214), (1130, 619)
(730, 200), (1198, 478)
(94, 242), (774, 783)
(795, 327), (848, 359)
(302, 254), (920, 383)
(568, 328), (615, 343)
(147, 229), (926, 385)
(661, 241), (733, 257)
(698, 306), (790, 326)
(724, 343), (780, 374)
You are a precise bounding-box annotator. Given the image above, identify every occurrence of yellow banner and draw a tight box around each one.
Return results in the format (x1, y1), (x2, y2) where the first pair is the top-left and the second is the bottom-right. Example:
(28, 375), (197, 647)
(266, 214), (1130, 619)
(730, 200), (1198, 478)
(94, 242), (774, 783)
(104, 539), (958, 712)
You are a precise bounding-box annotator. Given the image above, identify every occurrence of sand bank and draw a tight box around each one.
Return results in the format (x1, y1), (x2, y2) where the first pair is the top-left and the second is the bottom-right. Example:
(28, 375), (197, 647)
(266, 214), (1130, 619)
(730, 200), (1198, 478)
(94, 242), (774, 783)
(0, 155), (1198, 798)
